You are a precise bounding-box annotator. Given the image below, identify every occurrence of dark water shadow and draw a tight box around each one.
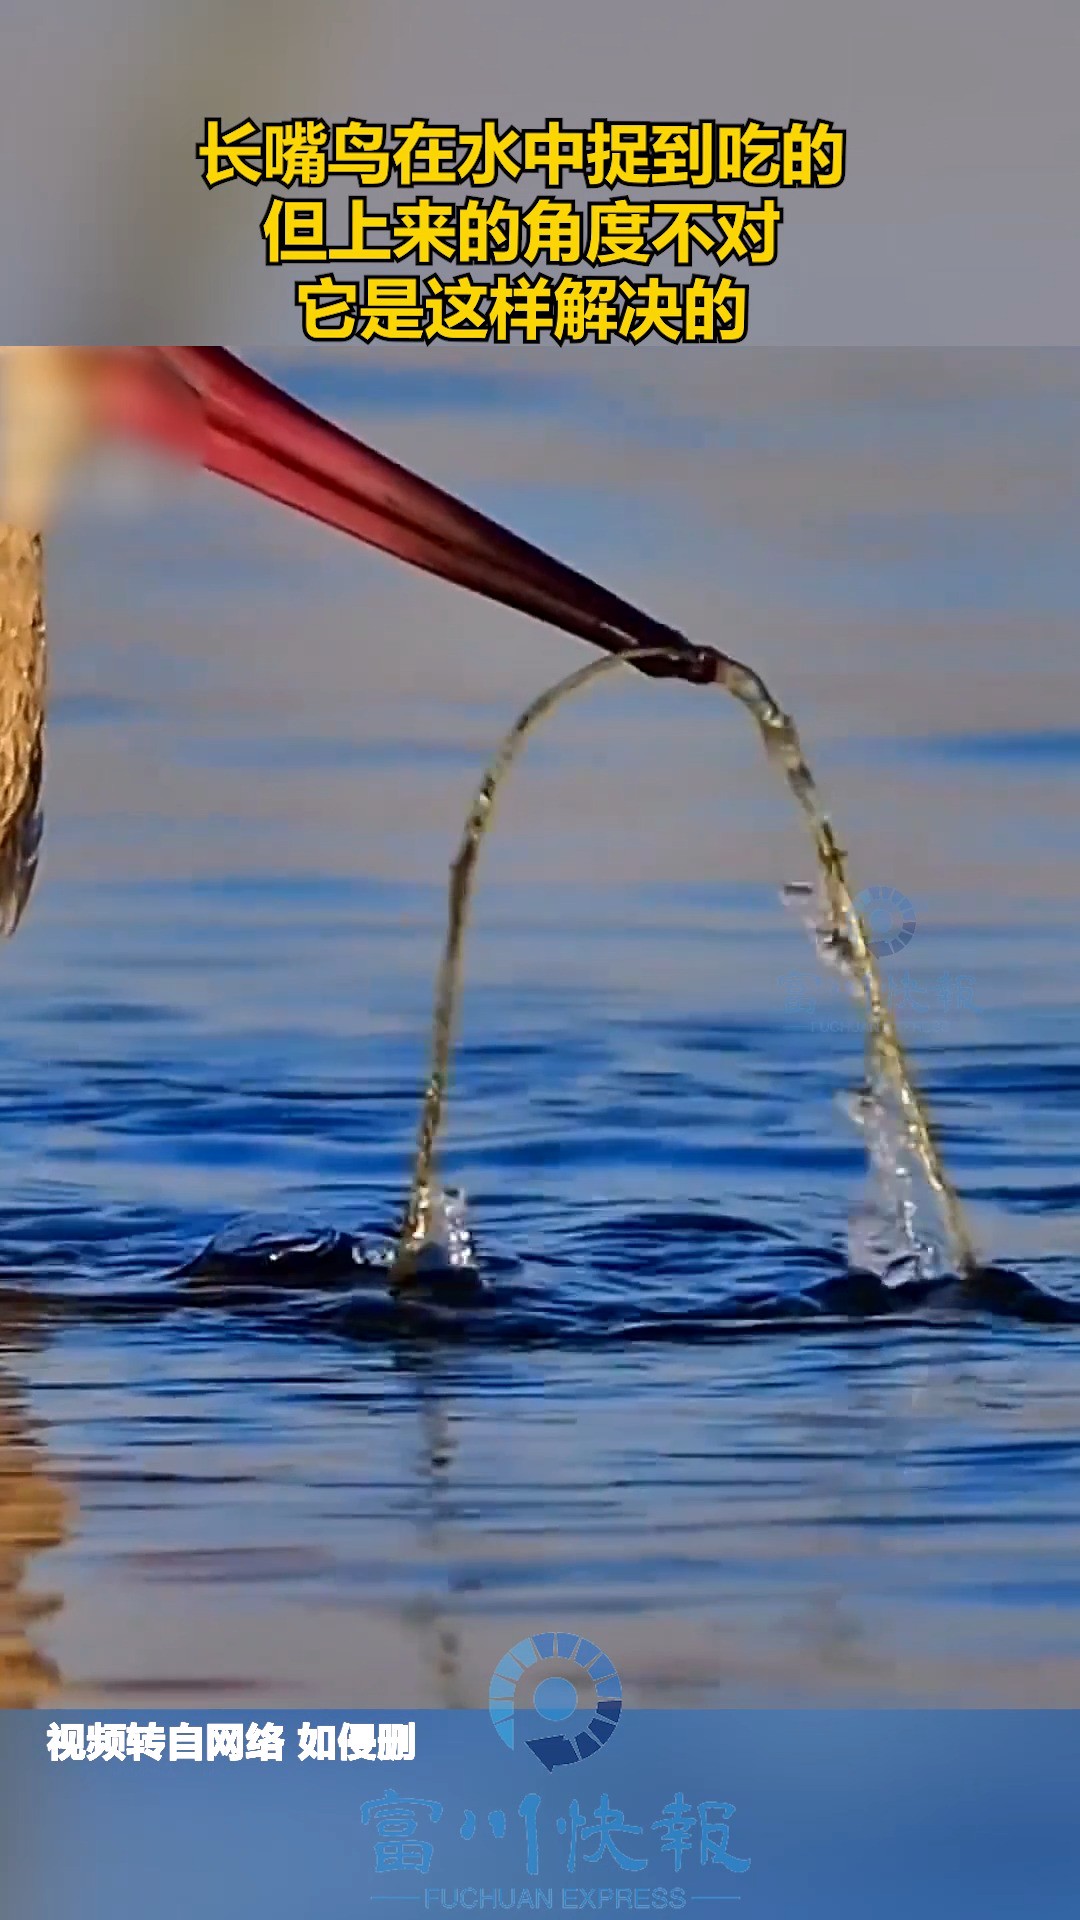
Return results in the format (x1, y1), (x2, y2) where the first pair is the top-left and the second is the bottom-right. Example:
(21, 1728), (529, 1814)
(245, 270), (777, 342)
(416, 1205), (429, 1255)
(1, 1209), (1077, 1353)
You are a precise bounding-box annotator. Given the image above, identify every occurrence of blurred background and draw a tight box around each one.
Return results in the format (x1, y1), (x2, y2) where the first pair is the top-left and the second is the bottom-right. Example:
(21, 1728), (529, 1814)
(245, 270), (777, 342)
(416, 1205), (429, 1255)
(0, 344), (1078, 1705)
(0, 0), (1076, 343)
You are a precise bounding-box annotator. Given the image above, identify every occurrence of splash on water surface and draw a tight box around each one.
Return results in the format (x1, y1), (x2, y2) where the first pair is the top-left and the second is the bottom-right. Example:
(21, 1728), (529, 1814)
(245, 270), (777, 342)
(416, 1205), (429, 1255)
(376, 640), (982, 1303)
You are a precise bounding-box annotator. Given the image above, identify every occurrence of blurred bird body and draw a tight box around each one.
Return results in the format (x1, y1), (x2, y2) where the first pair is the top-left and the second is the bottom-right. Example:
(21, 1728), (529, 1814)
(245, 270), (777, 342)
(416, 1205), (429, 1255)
(0, 347), (96, 930)
(0, 528), (45, 933)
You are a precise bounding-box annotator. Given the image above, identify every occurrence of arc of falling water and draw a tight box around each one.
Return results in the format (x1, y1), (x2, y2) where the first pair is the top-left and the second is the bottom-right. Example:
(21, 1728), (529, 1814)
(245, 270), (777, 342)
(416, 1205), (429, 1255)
(393, 646), (978, 1282)
(393, 647), (680, 1271)
(719, 657), (978, 1278)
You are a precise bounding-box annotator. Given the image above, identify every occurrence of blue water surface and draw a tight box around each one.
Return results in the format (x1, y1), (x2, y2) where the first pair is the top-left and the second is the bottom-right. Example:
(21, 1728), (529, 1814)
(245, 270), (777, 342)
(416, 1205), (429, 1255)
(1, 347), (1079, 1708)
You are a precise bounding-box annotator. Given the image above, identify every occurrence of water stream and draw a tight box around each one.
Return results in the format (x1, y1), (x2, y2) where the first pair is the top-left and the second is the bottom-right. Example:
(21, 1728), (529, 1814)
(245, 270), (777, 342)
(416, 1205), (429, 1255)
(394, 645), (977, 1286)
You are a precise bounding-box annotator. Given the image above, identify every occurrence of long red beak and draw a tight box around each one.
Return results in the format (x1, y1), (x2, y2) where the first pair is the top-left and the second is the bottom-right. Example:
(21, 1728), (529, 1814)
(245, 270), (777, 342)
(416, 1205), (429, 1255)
(93, 347), (719, 688)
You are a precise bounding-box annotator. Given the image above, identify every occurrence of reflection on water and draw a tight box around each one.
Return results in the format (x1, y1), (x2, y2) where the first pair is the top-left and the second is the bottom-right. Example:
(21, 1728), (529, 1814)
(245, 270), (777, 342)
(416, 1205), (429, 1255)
(1, 348), (1080, 1705)
(0, 1335), (66, 1705)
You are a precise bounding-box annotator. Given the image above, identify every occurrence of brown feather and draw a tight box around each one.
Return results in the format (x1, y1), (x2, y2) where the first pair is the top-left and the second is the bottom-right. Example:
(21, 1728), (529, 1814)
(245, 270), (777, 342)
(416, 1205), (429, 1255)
(0, 528), (46, 936)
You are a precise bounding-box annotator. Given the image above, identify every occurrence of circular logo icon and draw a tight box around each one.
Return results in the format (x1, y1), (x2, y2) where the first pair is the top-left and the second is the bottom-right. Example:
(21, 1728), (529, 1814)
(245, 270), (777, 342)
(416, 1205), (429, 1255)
(488, 1633), (623, 1771)
(854, 885), (917, 958)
